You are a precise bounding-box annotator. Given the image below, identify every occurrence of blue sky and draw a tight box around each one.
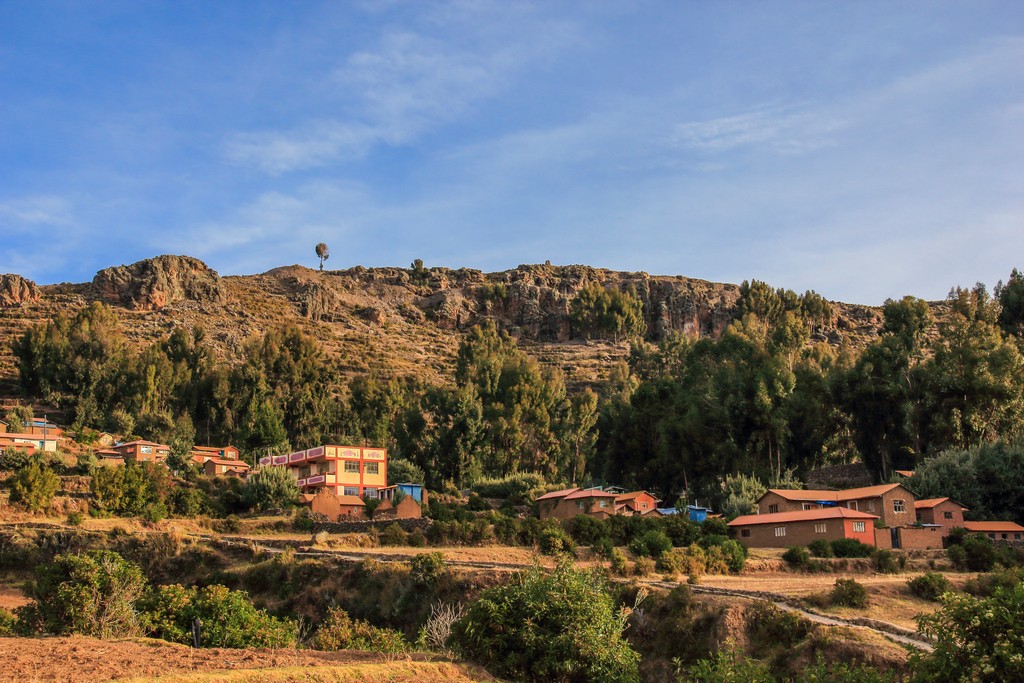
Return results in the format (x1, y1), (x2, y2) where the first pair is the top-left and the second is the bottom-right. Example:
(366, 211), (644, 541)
(1, 1), (1022, 304)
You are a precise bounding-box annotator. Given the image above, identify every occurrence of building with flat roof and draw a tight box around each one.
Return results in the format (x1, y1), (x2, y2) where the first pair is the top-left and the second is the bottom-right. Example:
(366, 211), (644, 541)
(259, 445), (387, 498)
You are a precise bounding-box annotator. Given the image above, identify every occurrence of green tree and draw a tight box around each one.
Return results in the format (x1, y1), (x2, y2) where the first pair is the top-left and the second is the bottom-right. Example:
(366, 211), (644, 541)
(9, 461), (60, 513)
(315, 242), (330, 271)
(3, 404), (33, 433)
(570, 281), (646, 341)
(996, 268), (1024, 337)
(451, 561), (640, 682)
(16, 551), (147, 638)
(912, 584), (1024, 682)
(243, 466), (299, 511)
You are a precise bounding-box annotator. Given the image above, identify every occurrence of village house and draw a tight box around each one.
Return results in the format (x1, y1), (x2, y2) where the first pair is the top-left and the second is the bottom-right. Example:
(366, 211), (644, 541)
(259, 444), (387, 498)
(301, 489), (367, 521)
(728, 507), (879, 549)
(374, 494), (423, 520)
(203, 458), (250, 477)
(963, 521), (1024, 542)
(0, 432), (58, 454)
(914, 497), (967, 533)
(758, 484), (917, 529)
(536, 487), (619, 521)
(614, 491), (660, 516)
(380, 482), (427, 505)
(105, 440), (170, 463)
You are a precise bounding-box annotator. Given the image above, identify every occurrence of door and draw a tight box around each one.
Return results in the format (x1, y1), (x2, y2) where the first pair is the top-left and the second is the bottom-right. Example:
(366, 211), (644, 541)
(890, 527), (901, 549)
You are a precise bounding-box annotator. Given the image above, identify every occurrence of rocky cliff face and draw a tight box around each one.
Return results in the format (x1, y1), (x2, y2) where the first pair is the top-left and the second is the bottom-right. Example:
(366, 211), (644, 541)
(92, 255), (226, 311)
(0, 274), (41, 307)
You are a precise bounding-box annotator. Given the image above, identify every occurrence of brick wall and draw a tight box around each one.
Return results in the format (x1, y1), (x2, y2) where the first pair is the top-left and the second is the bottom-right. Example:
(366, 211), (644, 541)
(734, 518), (875, 549)
(897, 526), (944, 550)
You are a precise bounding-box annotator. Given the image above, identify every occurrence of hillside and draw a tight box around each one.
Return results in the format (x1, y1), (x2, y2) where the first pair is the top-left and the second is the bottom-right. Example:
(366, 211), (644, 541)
(0, 255), (886, 395)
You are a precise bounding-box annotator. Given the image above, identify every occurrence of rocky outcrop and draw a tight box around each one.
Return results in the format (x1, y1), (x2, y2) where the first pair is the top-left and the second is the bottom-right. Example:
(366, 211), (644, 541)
(92, 255), (225, 311)
(0, 274), (41, 307)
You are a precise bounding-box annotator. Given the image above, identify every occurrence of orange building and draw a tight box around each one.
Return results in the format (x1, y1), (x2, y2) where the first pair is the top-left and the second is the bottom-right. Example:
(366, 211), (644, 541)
(614, 491), (660, 516)
(537, 488), (618, 521)
(203, 458), (250, 477)
(728, 507), (879, 549)
(915, 498), (967, 533)
(108, 440), (170, 463)
(259, 445), (387, 498)
(964, 521), (1024, 542)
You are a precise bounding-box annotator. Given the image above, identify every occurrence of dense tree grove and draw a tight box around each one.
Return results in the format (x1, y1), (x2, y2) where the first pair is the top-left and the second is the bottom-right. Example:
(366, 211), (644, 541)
(11, 270), (1024, 508)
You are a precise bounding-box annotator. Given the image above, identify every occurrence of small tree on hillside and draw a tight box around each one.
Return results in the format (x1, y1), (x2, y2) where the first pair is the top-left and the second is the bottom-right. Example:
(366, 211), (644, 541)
(243, 466), (299, 511)
(10, 461), (60, 513)
(315, 242), (330, 271)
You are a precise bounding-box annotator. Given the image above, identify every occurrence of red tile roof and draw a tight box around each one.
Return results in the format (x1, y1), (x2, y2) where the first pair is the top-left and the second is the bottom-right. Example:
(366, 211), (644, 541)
(964, 521), (1024, 533)
(915, 497), (968, 510)
(614, 491), (661, 503)
(766, 484), (903, 503)
(728, 507), (879, 527)
(564, 488), (617, 500)
(536, 487), (580, 501)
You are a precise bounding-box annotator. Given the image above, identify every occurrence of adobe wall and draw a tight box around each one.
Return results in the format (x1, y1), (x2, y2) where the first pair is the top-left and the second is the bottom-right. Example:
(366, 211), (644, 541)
(758, 491), (804, 514)
(897, 526), (944, 550)
(735, 519), (872, 549)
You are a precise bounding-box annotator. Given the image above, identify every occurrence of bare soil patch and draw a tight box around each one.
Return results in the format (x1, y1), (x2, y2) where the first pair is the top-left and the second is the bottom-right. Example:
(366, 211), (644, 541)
(0, 585), (28, 611)
(0, 636), (490, 683)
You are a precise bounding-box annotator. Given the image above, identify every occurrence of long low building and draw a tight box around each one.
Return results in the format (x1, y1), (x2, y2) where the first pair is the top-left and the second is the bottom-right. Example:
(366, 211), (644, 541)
(728, 507), (879, 548)
(963, 521), (1024, 542)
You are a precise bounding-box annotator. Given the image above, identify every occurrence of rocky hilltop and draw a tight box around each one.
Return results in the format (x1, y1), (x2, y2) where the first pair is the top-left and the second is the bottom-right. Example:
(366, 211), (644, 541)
(0, 256), (884, 392)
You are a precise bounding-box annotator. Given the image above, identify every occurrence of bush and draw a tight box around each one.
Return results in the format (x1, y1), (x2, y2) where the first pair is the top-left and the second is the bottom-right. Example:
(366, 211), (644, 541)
(913, 584), (1024, 681)
(808, 539), (834, 558)
(450, 562), (640, 682)
(783, 546), (811, 568)
(746, 600), (812, 651)
(592, 537), (615, 560)
(409, 552), (446, 585)
(242, 466), (298, 511)
(567, 515), (611, 546)
(948, 533), (999, 572)
(313, 607), (408, 654)
(66, 511), (84, 526)
(633, 556), (655, 577)
(871, 549), (906, 574)
(0, 447), (32, 472)
(407, 528), (427, 547)
(658, 545), (707, 577)
(628, 530), (672, 559)
(170, 485), (209, 517)
(830, 538), (874, 558)
(610, 548), (629, 576)
(139, 584), (297, 648)
(9, 461), (60, 513)
(215, 514), (242, 534)
(538, 525), (574, 555)
(379, 523), (408, 547)
(963, 567), (1023, 597)
(828, 578), (868, 608)
(907, 572), (953, 601)
(16, 550), (147, 637)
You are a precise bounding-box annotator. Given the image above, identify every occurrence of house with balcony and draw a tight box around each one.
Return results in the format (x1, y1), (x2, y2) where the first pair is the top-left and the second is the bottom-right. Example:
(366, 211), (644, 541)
(259, 444), (387, 499)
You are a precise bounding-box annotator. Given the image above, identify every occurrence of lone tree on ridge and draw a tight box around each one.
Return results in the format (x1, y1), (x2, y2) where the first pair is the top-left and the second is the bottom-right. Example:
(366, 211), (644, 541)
(315, 243), (330, 271)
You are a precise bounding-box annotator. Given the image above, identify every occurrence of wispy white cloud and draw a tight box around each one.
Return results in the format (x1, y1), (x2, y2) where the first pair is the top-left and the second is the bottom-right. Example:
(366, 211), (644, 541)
(0, 195), (76, 229)
(671, 104), (846, 155)
(225, 4), (580, 174)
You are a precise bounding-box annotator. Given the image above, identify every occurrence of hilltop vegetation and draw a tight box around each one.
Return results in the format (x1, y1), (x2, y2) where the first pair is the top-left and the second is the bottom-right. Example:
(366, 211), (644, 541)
(4, 259), (1024, 509)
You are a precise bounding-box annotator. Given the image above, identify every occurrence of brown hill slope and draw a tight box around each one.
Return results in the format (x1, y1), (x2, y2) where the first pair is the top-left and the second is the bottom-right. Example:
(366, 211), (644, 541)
(0, 256), (885, 394)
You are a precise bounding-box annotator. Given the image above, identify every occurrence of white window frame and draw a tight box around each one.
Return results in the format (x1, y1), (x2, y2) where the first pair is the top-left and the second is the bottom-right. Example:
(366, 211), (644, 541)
(853, 521), (866, 533)
(893, 499), (906, 513)
(814, 523), (827, 534)
(344, 461), (360, 474)
(364, 462), (379, 475)
(774, 526), (786, 537)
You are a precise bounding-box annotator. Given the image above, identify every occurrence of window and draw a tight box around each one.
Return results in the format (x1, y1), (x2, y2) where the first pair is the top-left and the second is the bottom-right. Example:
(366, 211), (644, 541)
(853, 522), (866, 533)
(344, 487), (359, 496)
(741, 529), (750, 538)
(802, 503), (815, 510)
(867, 500), (876, 512)
(944, 511), (953, 519)
(576, 501), (586, 511)
(364, 462), (379, 475)
(774, 527), (786, 537)
(1016, 534), (1022, 541)
(598, 499), (609, 508)
(848, 501), (859, 511)
(344, 461), (360, 473)
(814, 523), (827, 533)
(768, 504), (779, 514)
(893, 499), (906, 513)
(640, 502), (648, 509)
(1002, 534), (1009, 540)
(989, 533), (996, 539)
(141, 445), (153, 455)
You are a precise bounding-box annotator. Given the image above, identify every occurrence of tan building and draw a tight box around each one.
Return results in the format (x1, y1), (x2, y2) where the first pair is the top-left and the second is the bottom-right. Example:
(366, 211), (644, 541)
(302, 489), (367, 521)
(0, 432), (58, 453)
(915, 497), (967, 533)
(109, 440), (170, 463)
(964, 521), (1024, 542)
(190, 445), (241, 465)
(537, 488), (618, 521)
(728, 507), (879, 549)
(614, 491), (660, 516)
(203, 458), (250, 477)
(758, 484), (917, 528)
(259, 444), (387, 498)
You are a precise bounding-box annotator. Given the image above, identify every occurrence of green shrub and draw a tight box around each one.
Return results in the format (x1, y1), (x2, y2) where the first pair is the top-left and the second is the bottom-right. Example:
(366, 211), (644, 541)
(592, 537), (615, 559)
(0, 608), (17, 636)
(139, 583), (297, 648)
(948, 533), (999, 572)
(379, 523), (408, 546)
(16, 550), (147, 637)
(0, 448), (32, 472)
(828, 578), (868, 608)
(678, 647), (771, 682)
(907, 572), (952, 601)
(830, 538), (874, 558)
(871, 549), (906, 574)
(808, 539), (834, 558)
(471, 473), (546, 502)
(450, 562), (640, 682)
(633, 556), (656, 577)
(66, 511), (84, 526)
(170, 486), (209, 517)
(783, 546), (811, 568)
(538, 525), (574, 555)
(407, 528), (427, 547)
(567, 515), (611, 546)
(242, 466), (298, 511)
(312, 607), (408, 654)
(963, 567), (1024, 597)
(746, 600), (812, 651)
(142, 502), (168, 524)
(409, 552), (446, 585)
(657, 545), (707, 576)
(9, 461), (60, 513)
(215, 514), (242, 534)
(610, 548), (629, 576)
(628, 530), (672, 559)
